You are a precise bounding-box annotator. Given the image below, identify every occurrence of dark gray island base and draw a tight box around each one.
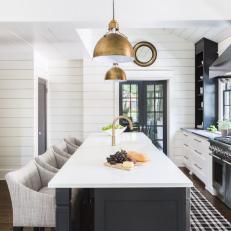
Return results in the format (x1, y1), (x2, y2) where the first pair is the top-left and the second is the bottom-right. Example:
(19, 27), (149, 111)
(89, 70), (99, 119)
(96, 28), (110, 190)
(56, 187), (191, 231)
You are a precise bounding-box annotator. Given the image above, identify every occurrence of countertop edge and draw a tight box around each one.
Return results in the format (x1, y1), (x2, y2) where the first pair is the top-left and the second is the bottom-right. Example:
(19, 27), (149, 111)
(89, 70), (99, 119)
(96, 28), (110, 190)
(181, 128), (221, 140)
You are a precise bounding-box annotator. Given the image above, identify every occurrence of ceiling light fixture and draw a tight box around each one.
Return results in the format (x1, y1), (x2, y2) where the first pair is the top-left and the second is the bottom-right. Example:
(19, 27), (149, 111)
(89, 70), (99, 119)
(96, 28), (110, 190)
(93, 0), (134, 63)
(105, 63), (126, 80)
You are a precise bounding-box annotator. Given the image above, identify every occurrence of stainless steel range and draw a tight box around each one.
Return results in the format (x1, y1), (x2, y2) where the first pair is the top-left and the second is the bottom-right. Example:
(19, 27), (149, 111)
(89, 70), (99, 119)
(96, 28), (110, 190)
(209, 137), (231, 208)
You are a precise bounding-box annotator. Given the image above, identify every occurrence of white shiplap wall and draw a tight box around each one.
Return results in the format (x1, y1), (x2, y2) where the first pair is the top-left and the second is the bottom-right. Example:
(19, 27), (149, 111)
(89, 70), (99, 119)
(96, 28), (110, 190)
(0, 59), (35, 179)
(47, 60), (83, 146)
(83, 31), (195, 166)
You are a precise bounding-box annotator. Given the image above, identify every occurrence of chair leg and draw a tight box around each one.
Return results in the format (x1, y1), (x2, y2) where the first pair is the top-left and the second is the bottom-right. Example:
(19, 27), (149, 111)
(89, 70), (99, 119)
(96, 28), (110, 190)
(13, 227), (23, 231)
(33, 228), (45, 231)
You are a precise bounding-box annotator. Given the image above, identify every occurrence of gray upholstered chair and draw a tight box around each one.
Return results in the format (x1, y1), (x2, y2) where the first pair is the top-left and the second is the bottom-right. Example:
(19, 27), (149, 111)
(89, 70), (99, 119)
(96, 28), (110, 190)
(35, 149), (68, 173)
(52, 141), (74, 156)
(5, 160), (56, 230)
(64, 137), (82, 150)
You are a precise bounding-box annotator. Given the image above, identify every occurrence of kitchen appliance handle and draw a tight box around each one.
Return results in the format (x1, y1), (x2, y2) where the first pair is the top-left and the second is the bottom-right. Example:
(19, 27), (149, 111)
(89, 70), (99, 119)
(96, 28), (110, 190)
(209, 153), (231, 166)
(223, 159), (231, 166)
(209, 153), (221, 160)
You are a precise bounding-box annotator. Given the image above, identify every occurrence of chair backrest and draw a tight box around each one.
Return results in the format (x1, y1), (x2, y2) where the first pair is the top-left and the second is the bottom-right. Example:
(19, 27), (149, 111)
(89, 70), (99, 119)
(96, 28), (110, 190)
(52, 145), (72, 158)
(53, 141), (76, 155)
(64, 137), (82, 147)
(35, 149), (58, 173)
(5, 160), (42, 192)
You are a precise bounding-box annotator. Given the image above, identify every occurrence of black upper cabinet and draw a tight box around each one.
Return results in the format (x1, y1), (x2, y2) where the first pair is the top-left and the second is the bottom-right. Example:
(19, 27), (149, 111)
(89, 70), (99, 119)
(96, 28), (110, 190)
(195, 38), (218, 129)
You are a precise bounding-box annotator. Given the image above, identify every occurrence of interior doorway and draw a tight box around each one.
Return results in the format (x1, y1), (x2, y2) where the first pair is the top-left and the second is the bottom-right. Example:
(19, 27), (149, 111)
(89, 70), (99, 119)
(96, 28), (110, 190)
(119, 81), (167, 154)
(38, 78), (47, 155)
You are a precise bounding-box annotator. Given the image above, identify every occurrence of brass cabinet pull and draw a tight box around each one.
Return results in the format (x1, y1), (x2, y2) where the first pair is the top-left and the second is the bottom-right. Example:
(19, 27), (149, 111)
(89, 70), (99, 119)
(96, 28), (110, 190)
(184, 156), (189, 160)
(184, 144), (189, 147)
(183, 133), (188, 137)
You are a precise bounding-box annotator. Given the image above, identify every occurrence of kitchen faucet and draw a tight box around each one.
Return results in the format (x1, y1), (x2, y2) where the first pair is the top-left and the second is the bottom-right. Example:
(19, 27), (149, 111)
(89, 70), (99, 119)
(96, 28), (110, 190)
(112, 115), (133, 146)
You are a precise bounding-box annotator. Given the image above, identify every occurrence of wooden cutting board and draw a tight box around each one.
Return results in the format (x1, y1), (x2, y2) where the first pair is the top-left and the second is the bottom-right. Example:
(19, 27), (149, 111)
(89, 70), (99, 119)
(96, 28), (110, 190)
(104, 161), (149, 171)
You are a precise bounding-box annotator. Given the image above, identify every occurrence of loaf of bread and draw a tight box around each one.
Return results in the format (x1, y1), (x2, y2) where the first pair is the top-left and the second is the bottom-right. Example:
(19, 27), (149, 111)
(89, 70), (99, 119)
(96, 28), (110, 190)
(127, 151), (150, 162)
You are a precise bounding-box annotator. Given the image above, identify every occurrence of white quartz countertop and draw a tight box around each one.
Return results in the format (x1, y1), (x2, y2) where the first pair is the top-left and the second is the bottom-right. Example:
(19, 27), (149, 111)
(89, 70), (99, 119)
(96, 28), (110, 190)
(182, 128), (221, 140)
(49, 132), (193, 188)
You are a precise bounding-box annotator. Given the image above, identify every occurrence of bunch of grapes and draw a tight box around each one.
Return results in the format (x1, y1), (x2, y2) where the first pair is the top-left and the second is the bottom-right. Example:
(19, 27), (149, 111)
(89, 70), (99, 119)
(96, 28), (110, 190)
(107, 150), (132, 165)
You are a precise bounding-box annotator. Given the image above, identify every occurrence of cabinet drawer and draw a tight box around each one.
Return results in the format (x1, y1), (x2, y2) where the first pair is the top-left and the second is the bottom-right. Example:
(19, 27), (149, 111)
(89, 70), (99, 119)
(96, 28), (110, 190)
(191, 162), (206, 183)
(191, 149), (206, 183)
(191, 135), (209, 154)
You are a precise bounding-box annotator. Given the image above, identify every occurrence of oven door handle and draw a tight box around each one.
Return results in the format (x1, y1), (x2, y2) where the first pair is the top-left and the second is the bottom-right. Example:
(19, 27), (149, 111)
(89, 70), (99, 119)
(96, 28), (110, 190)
(209, 153), (231, 166)
(223, 160), (231, 166)
(209, 153), (221, 160)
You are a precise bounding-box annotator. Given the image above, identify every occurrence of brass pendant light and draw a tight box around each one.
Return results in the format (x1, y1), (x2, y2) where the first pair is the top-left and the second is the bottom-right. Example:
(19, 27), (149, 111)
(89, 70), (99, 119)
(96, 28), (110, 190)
(93, 0), (134, 63)
(105, 63), (126, 80)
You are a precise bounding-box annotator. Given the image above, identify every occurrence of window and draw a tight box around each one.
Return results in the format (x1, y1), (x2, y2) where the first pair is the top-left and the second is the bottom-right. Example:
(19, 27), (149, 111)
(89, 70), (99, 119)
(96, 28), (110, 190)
(223, 82), (231, 120)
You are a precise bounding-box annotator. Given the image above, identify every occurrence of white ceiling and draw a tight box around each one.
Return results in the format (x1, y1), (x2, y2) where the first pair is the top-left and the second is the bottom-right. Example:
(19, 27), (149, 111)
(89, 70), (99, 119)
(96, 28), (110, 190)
(0, 0), (230, 24)
(0, 21), (231, 59)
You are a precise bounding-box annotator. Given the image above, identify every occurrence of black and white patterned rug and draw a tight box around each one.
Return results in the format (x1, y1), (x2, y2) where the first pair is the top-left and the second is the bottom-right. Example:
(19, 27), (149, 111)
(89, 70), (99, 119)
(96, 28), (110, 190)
(191, 187), (231, 230)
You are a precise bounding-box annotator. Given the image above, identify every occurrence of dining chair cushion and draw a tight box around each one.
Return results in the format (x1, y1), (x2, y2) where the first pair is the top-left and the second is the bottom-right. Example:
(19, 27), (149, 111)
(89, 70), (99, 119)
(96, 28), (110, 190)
(35, 150), (58, 173)
(64, 137), (82, 149)
(66, 143), (77, 154)
(52, 145), (72, 159)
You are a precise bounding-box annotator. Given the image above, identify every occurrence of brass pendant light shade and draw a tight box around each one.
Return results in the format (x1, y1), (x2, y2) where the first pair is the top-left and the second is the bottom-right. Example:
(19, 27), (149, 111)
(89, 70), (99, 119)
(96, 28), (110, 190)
(93, 0), (134, 63)
(93, 33), (134, 63)
(105, 63), (126, 81)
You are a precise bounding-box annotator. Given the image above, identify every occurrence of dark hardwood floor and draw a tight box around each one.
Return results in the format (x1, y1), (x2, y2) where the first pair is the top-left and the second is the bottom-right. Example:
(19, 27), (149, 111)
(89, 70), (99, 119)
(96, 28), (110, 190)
(0, 169), (230, 230)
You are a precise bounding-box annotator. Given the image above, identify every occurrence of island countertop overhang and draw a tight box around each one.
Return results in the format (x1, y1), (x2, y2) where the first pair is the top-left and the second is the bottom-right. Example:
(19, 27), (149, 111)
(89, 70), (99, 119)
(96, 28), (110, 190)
(48, 132), (193, 188)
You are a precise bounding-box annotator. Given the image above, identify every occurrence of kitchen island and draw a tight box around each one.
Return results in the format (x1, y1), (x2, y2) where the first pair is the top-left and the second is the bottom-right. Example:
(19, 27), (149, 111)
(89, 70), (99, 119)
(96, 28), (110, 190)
(49, 132), (193, 231)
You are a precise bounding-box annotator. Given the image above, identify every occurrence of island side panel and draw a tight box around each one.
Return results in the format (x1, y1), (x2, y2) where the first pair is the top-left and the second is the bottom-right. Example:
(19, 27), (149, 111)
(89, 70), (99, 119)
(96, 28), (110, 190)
(95, 188), (190, 231)
(56, 188), (72, 231)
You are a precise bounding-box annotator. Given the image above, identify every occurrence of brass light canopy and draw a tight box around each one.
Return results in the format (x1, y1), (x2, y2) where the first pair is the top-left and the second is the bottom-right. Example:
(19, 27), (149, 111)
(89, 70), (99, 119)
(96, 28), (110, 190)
(93, 0), (134, 63)
(105, 63), (126, 81)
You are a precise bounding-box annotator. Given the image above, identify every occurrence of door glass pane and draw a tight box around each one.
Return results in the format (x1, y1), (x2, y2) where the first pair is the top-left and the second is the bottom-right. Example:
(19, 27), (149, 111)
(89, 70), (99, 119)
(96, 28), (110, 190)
(224, 91), (230, 105)
(224, 106), (230, 120)
(131, 112), (138, 123)
(147, 99), (154, 112)
(155, 85), (163, 97)
(147, 85), (154, 98)
(131, 84), (138, 97)
(155, 112), (163, 125)
(131, 99), (138, 112)
(121, 83), (139, 125)
(122, 100), (130, 114)
(156, 127), (163, 139)
(147, 113), (154, 125)
(155, 99), (163, 111)
(122, 84), (130, 98)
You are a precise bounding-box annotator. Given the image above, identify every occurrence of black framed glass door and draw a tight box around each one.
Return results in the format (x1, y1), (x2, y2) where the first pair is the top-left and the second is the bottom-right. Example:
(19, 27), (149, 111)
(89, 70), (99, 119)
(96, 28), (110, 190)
(119, 81), (167, 154)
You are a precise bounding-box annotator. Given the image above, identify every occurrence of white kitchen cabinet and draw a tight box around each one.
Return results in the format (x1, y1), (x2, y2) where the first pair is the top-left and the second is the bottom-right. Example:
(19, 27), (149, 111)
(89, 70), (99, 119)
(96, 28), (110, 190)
(181, 130), (216, 195)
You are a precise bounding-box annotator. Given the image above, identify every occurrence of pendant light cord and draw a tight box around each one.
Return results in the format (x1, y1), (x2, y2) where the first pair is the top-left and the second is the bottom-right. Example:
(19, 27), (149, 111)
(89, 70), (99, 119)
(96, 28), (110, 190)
(113, 0), (115, 20)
